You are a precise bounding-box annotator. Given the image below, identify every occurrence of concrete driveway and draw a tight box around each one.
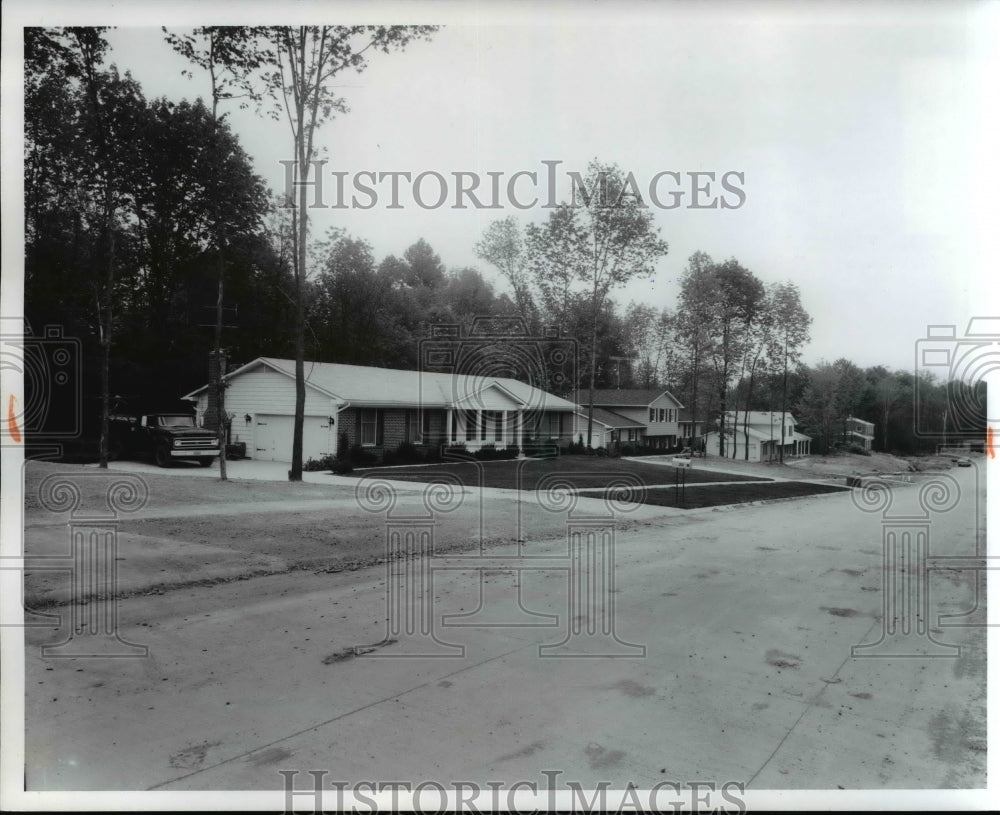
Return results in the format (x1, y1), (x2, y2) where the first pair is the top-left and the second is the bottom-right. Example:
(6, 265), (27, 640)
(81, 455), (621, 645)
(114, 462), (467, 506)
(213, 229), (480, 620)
(105, 457), (336, 484)
(20, 460), (988, 807)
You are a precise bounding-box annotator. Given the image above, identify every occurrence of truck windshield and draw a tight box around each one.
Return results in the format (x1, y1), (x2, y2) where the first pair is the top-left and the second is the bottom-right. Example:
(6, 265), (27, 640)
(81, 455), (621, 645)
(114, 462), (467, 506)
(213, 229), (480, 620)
(157, 416), (197, 428)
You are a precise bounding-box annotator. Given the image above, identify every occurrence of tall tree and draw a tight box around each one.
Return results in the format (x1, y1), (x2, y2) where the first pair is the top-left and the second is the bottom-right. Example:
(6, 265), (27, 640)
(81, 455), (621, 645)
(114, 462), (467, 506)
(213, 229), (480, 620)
(705, 259), (765, 456)
(164, 26), (270, 480)
(768, 282), (811, 461)
(475, 216), (538, 330)
(259, 25), (437, 480)
(868, 366), (901, 452)
(527, 161), (669, 444)
(26, 28), (145, 466)
(675, 251), (717, 444)
(797, 361), (841, 454)
(737, 286), (776, 459)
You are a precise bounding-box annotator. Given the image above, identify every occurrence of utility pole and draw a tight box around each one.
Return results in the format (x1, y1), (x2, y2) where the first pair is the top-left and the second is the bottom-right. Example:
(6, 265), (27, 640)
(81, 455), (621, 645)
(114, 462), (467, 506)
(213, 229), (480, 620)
(609, 355), (630, 389)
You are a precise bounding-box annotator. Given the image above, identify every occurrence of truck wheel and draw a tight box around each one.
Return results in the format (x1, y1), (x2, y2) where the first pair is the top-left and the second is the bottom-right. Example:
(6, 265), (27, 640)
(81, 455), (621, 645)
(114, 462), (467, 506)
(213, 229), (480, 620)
(198, 457), (215, 468)
(154, 445), (171, 468)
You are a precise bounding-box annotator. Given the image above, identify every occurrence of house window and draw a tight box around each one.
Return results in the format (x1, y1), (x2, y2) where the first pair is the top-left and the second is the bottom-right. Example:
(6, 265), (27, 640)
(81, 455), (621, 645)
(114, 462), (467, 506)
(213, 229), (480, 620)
(406, 410), (420, 443)
(361, 409), (379, 446)
(649, 408), (655, 422)
(493, 411), (504, 442)
(466, 411), (478, 442)
(658, 408), (665, 422)
(547, 413), (560, 438)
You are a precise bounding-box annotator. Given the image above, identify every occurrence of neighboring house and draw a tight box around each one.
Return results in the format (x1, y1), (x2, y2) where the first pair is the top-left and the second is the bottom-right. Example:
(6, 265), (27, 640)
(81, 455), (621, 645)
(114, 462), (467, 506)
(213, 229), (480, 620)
(704, 411), (811, 462)
(586, 388), (685, 448)
(677, 409), (703, 445)
(569, 407), (646, 448)
(182, 357), (578, 463)
(841, 415), (875, 451)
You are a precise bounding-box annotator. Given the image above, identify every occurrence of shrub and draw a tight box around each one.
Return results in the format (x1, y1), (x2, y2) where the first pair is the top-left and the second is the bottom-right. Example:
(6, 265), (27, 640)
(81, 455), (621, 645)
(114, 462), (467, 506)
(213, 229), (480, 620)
(396, 441), (424, 464)
(330, 458), (354, 475)
(620, 443), (636, 457)
(523, 437), (559, 458)
(348, 444), (379, 466)
(504, 443), (520, 459)
(443, 442), (470, 459)
(595, 446), (608, 457)
(303, 454), (338, 471)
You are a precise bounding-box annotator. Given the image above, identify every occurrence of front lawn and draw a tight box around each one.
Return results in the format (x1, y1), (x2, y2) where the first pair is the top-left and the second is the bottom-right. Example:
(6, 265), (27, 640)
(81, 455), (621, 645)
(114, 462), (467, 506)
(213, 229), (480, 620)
(353, 455), (769, 491)
(600, 480), (849, 509)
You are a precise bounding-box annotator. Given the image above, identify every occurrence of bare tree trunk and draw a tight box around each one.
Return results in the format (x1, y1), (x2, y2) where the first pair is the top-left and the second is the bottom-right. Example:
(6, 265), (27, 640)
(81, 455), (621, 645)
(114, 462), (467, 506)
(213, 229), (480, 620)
(214, 250), (228, 480)
(290, 155), (307, 481)
(98, 207), (114, 469)
(780, 340), (788, 463)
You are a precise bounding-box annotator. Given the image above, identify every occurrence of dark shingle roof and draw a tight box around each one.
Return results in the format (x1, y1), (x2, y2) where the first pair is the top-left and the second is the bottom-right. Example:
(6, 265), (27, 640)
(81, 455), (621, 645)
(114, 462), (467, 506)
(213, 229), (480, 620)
(588, 388), (682, 408)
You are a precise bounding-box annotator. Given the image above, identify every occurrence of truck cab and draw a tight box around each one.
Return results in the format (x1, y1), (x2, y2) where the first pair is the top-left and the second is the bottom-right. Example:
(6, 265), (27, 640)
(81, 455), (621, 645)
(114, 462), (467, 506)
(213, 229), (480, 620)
(110, 411), (220, 467)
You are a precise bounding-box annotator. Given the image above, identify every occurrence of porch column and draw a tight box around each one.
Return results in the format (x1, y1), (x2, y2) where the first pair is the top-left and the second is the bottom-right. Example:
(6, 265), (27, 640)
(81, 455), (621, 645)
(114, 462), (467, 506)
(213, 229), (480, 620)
(501, 410), (508, 447)
(476, 409), (482, 445)
(447, 408), (454, 443)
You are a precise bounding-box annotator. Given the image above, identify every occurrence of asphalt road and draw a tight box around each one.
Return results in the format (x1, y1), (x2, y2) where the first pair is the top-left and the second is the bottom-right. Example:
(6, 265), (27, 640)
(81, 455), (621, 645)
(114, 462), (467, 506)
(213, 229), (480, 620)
(22, 460), (987, 801)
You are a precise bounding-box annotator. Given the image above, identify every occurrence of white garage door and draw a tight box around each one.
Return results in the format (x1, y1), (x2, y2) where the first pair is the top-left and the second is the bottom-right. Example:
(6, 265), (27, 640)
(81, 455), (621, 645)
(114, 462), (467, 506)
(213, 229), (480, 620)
(253, 414), (333, 462)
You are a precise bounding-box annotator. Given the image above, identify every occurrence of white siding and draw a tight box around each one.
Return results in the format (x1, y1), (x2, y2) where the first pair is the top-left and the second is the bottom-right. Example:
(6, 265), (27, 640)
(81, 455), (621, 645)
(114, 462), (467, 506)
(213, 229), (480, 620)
(570, 414), (613, 446)
(194, 364), (339, 459)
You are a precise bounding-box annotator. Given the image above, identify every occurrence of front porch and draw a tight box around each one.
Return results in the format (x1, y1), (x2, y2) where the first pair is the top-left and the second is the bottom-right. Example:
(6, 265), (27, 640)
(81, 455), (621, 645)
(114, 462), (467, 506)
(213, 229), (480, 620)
(446, 407), (568, 451)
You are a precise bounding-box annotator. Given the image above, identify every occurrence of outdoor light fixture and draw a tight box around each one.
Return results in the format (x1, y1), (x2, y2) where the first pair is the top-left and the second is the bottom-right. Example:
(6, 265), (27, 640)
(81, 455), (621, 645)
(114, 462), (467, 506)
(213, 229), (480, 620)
(244, 414), (252, 424)
(327, 416), (336, 426)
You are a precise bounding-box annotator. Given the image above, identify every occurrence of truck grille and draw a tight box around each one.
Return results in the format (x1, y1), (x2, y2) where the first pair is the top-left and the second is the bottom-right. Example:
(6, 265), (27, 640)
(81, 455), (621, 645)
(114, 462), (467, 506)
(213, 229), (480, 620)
(176, 439), (218, 449)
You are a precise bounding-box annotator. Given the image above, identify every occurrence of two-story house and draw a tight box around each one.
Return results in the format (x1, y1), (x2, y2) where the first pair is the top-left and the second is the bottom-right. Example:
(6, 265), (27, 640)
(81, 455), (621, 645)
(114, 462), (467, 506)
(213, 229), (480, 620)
(586, 388), (685, 449)
(841, 415), (875, 452)
(704, 411), (811, 462)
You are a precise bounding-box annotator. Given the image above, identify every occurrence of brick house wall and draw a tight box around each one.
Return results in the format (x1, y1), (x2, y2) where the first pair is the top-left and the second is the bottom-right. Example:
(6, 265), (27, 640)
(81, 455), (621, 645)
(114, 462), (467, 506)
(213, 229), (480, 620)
(338, 407), (450, 457)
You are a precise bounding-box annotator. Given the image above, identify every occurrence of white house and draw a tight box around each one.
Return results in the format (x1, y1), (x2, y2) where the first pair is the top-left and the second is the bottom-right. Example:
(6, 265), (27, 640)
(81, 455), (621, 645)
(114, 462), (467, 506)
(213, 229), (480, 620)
(704, 411), (811, 462)
(569, 407), (646, 448)
(587, 388), (685, 448)
(183, 357), (579, 463)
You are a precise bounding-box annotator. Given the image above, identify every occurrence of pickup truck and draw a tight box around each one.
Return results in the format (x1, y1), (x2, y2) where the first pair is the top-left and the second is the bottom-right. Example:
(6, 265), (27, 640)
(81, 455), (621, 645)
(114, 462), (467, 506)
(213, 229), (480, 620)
(109, 412), (220, 467)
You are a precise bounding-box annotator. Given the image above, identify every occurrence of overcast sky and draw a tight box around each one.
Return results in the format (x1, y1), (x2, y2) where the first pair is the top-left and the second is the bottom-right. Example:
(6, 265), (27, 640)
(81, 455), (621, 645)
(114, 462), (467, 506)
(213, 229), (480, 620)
(8, 1), (999, 373)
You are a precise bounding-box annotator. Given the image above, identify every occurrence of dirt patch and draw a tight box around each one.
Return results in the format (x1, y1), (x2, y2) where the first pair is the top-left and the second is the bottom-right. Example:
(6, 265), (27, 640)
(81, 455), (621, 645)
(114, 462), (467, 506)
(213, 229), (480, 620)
(322, 639), (397, 664)
(584, 742), (626, 770)
(821, 607), (861, 618)
(850, 692), (873, 700)
(608, 679), (656, 698)
(247, 746), (295, 767)
(765, 649), (802, 670)
(498, 741), (545, 761)
(168, 739), (222, 770)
